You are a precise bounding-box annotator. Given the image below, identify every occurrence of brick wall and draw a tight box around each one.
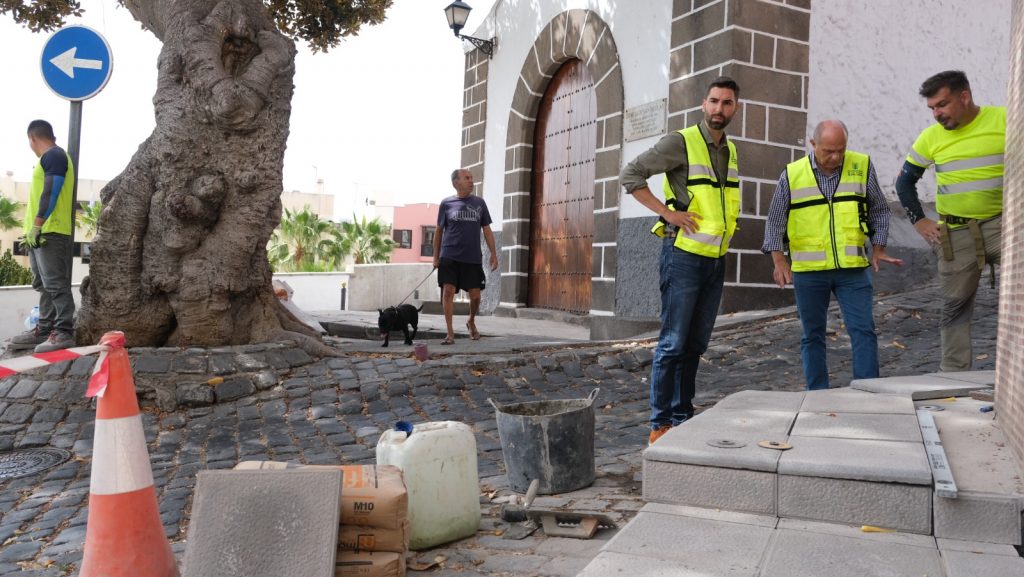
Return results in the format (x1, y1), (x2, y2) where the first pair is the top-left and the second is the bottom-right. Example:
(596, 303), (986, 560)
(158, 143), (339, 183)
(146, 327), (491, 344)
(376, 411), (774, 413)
(996, 0), (1024, 460)
(670, 0), (810, 311)
(461, 49), (489, 194)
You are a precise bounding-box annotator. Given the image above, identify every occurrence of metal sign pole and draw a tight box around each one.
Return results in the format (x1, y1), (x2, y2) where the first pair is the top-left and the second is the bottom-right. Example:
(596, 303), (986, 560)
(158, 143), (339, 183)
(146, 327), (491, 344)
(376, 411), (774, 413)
(67, 101), (82, 278)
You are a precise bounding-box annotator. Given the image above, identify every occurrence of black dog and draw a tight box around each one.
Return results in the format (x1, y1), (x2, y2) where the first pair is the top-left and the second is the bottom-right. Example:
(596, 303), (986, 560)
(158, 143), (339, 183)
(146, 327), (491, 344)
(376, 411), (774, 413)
(377, 304), (423, 347)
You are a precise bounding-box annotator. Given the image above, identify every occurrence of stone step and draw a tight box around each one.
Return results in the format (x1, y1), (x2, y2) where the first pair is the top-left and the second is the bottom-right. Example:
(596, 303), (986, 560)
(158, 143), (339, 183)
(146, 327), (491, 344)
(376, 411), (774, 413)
(642, 380), (1024, 544)
(924, 396), (1024, 545)
(576, 503), (1024, 577)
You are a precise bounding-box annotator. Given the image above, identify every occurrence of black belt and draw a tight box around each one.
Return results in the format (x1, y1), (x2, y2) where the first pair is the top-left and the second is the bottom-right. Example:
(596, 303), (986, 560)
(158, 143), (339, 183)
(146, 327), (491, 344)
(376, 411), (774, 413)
(942, 215), (973, 225)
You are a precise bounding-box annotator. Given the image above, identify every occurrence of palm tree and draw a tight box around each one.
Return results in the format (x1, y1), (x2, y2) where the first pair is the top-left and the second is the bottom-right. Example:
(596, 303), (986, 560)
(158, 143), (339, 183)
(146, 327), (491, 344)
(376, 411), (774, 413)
(338, 214), (395, 264)
(77, 201), (103, 237)
(0, 195), (21, 231)
(269, 206), (345, 272)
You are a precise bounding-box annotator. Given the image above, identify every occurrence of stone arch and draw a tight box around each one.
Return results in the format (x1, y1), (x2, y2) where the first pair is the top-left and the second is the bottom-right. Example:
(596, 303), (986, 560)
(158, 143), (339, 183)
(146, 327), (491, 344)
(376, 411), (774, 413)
(498, 9), (624, 316)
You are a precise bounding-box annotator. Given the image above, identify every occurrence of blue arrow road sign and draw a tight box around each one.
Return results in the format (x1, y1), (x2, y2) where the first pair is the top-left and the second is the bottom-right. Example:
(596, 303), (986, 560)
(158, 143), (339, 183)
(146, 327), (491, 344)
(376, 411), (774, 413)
(40, 25), (113, 101)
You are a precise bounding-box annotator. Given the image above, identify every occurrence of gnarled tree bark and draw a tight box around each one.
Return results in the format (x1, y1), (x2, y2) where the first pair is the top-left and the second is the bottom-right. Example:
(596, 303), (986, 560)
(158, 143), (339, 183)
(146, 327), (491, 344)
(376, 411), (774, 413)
(77, 0), (326, 352)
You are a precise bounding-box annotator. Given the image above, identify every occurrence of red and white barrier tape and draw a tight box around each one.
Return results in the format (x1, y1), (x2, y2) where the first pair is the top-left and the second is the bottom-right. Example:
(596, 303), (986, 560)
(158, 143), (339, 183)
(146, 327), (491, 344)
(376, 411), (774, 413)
(0, 331), (126, 398)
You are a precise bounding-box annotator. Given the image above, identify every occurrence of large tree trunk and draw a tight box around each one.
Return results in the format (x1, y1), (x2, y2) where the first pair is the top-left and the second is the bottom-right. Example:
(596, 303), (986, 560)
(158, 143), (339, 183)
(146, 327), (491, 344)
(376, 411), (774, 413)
(77, 0), (322, 350)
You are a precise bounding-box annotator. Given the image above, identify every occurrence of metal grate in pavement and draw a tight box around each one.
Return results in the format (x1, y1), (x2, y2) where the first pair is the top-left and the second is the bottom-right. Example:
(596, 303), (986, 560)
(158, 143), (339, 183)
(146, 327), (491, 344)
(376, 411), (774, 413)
(0, 448), (71, 480)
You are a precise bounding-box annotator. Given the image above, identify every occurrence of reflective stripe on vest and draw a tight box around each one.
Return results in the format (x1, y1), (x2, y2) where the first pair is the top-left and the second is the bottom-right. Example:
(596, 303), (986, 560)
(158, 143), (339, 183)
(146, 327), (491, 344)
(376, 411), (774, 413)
(906, 106), (1005, 224)
(650, 125), (739, 258)
(786, 151), (870, 272)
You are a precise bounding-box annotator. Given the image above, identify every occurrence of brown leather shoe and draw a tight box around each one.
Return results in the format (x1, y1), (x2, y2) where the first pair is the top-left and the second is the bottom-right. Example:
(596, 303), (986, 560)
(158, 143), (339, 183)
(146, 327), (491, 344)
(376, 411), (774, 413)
(648, 425), (672, 445)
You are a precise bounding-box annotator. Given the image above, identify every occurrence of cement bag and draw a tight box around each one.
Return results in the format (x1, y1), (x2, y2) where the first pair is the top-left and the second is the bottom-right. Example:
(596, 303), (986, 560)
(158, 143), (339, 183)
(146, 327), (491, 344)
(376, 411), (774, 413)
(338, 520), (410, 554)
(233, 461), (408, 529)
(335, 551), (405, 577)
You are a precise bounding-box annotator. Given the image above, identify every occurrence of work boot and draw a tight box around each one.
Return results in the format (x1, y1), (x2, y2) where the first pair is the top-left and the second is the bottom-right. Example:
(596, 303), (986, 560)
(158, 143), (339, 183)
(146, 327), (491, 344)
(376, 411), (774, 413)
(9, 326), (49, 350)
(34, 330), (75, 353)
(648, 424), (672, 446)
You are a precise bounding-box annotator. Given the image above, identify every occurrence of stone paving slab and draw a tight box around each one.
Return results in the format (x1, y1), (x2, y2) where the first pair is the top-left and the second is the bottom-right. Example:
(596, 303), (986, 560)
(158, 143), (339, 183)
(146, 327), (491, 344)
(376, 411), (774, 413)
(759, 528), (945, 577)
(181, 469), (341, 577)
(775, 518), (936, 549)
(851, 374), (989, 399)
(933, 491), (1024, 545)
(643, 460), (776, 515)
(644, 427), (786, 472)
(597, 509), (774, 575)
(790, 412), (922, 443)
(778, 475), (933, 534)
(937, 538), (1021, 556)
(778, 436), (931, 484)
(929, 370), (997, 386)
(799, 388), (917, 414)
(680, 407), (798, 435)
(577, 551), (724, 577)
(712, 390), (805, 412)
(640, 502), (778, 528)
(941, 549), (1024, 577)
(928, 398), (1024, 494)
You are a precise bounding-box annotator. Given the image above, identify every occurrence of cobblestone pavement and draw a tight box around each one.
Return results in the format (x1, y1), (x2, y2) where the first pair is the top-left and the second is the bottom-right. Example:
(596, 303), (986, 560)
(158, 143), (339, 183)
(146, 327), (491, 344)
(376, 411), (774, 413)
(0, 282), (999, 576)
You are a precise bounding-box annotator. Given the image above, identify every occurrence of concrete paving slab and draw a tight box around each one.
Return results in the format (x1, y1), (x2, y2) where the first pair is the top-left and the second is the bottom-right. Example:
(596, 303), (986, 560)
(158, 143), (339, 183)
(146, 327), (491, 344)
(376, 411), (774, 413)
(930, 401), (1024, 495)
(928, 370), (997, 386)
(934, 491), (1024, 545)
(640, 502), (778, 528)
(712, 390), (805, 412)
(778, 475), (932, 534)
(682, 407), (797, 435)
(779, 437), (931, 484)
(599, 510), (773, 575)
(800, 387), (916, 414)
(942, 549), (1024, 577)
(643, 460), (776, 515)
(776, 518), (936, 548)
(182, 469), (342, 577)
(645, 426), (785, 472)
(576, 551), (730, 577)
(937, 538), (1021, 556)
(851, 374), (989, 399)
(791, 412), (922, 442)
(760, 528), (945, 577)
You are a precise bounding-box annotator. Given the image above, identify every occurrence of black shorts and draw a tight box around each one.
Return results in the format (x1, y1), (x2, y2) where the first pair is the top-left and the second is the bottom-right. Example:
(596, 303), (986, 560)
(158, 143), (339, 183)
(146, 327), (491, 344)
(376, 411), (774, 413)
(437, 258), (486, 292)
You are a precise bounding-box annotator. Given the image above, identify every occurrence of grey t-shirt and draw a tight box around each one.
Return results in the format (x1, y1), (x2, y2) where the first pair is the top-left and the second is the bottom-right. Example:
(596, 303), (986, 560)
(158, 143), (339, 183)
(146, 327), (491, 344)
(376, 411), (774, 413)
(437, 194), (492, 264)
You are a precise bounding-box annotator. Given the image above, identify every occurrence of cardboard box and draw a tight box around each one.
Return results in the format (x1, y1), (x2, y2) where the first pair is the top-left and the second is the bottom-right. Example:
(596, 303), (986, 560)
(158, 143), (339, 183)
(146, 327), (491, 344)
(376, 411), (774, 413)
(335, 551), (405, 577)
(234, 461), (408, 530)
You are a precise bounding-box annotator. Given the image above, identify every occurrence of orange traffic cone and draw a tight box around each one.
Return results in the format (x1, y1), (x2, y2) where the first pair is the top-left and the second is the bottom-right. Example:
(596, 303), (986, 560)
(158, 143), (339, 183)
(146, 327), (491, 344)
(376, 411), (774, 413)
(79, 333), (179, 577)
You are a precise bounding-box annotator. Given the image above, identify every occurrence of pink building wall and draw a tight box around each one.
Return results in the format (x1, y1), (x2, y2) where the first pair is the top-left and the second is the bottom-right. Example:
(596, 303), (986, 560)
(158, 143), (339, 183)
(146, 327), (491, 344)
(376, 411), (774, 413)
(390, 203), (439, 264)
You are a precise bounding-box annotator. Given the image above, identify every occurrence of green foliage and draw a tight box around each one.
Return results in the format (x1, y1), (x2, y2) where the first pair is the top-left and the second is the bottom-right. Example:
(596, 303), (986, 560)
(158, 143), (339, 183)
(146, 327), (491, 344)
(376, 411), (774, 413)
(269, 206), (346, 272)
(338, 213), (394, 265)
(0, 249), (33, 286)
(0, 0), (82, 32)
(2, 0), (392, 52)
(77, 201), (102, 237)
(0, 195), (21, 231)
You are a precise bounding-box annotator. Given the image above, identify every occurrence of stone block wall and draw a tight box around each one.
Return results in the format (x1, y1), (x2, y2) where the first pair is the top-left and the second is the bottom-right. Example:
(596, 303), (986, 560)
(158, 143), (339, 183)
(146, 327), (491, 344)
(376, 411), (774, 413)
(461, 48), (489, 189)
(997, 0), (1024, 461)
(670, 0), (810, 312)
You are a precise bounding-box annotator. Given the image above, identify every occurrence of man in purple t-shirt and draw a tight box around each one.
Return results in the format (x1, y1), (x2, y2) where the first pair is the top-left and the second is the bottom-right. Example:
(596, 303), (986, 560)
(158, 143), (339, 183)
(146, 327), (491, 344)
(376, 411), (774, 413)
(433, 168), (498, 345)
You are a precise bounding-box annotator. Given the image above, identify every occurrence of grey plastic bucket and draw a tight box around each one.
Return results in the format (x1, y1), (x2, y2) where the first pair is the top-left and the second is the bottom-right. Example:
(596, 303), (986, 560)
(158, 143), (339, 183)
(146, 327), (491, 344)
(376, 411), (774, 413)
(489, 388), (599, 495)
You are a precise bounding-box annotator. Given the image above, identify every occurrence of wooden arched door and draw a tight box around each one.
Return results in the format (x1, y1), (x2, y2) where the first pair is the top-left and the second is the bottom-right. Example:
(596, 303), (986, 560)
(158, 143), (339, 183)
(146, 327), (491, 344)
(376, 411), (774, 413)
(529, 59), (595, 314)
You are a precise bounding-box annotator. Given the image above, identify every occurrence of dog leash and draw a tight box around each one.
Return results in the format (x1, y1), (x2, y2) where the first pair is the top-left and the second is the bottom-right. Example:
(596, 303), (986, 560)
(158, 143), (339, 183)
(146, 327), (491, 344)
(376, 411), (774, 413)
(396, 266), (438, 306)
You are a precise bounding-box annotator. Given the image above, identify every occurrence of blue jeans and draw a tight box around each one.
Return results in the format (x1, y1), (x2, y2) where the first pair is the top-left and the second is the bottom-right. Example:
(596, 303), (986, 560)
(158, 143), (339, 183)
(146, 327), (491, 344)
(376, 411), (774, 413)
(28, 233), (76, 334)
(792, 267), (878, 390)
(649, 241), (725, 429)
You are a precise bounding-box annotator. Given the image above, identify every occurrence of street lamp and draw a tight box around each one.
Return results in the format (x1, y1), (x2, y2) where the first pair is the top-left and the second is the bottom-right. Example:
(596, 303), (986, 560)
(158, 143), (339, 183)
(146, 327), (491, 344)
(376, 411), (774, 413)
(443, 1), (496, 58)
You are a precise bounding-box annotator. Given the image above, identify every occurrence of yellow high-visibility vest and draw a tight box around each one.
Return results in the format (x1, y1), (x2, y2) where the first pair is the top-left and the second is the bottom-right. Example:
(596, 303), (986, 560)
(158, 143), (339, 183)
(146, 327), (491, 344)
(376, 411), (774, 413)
(651, 125), (739, 258)
(906, 106), (1005, 226)
(786, 152), (871, 272)
(25, 150), (76, 236)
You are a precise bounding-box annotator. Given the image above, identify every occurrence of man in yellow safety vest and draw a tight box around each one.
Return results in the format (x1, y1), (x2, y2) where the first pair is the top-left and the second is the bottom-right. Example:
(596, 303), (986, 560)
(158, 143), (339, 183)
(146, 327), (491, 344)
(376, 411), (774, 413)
(619, 76), (740, 445)
(895, 71), (1004, 372)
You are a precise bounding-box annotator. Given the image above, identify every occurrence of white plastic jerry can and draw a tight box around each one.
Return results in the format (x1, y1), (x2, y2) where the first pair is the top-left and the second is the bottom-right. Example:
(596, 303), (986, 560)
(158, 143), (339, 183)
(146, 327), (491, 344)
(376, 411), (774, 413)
(376, 421), (481, 550)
